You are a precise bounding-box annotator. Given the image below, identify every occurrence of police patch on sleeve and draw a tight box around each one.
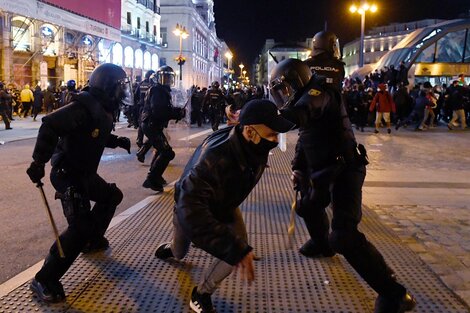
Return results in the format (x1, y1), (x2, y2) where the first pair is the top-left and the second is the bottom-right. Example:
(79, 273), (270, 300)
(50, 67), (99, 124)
(91, 128), (100, 138)
(308, 89), (322, 96)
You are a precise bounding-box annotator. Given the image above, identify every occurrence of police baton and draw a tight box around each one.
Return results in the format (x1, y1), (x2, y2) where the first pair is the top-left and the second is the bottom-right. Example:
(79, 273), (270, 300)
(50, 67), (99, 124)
(287, 191), (298, 249)
(36, 181), (65, 258)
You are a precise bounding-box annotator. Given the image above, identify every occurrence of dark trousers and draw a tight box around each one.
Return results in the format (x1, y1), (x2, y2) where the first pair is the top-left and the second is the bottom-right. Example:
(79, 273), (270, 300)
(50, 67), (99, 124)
(0, 109), (11, 128)
(36, 168), (122, 283)
(32, 106), (41, 119)
(22, 102), (32, 117)
(302, 164), (406, 298)
(142, 123), (175, 183)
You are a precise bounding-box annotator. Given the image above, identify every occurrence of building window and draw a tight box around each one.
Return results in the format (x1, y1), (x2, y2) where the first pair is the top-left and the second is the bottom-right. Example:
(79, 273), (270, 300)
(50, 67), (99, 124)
(464, 29), (470, 63)
(436, 30), (466, 63)
(152, 54), (159, 69)
(161, 27), (167, 45)
(153, 25), (157, 36)
(415, 43), (436, 63)
(127, 12), (131, 25)
(144, 51), (151, 70)
(146, 21), (149, 33)
(135, 49), (143, 69)
(137, 17), (141, 29)
(124, 46), (134, 68)
(112, 43), (123, 66)
(11, 16), (32, 51)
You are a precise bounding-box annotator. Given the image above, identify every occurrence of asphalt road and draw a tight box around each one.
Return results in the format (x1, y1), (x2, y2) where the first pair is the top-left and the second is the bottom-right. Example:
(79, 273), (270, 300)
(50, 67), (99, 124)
(0, 122), (210, 283)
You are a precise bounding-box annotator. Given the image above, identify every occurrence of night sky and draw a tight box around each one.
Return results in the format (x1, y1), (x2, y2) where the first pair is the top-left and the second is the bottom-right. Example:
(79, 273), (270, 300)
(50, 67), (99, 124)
(214, 0), (470, 67)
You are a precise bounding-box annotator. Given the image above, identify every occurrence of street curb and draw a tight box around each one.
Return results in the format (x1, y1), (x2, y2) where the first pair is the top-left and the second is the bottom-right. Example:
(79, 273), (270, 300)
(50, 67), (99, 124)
(0, 180), (177, 298)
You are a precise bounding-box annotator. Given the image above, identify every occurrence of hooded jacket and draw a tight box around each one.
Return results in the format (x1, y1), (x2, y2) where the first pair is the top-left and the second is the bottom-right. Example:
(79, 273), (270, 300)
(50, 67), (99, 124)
(174, 126), (267, 265)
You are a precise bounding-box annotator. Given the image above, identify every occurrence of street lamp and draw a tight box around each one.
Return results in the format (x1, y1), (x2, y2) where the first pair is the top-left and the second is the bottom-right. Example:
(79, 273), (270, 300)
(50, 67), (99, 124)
(173, 23), (189, 83)
(349, 2), (378, 68)
(239, 63), (244, 78)
(225, 51), (233, 87)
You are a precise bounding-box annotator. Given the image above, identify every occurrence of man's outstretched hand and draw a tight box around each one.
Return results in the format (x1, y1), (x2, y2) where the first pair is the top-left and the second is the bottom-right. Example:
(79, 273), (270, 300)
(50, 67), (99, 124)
(236, 251), (255, 283)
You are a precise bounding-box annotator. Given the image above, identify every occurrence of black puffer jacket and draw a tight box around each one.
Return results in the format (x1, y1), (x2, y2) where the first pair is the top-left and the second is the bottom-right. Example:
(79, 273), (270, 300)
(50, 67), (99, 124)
(175, 126), (266, 265)
(32, 91), (121, 175)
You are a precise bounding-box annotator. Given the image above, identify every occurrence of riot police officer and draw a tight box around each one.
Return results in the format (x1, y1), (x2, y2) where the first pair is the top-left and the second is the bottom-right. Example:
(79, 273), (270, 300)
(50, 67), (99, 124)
(26, 63), (133, 303)
(304, 31), (345, 92)
(202, 81), (226, 131)
(270, 58), (415, 313)
(134, 70), (155, 148)
(63, 79), (78, 106)
(140, 65), (184, 192)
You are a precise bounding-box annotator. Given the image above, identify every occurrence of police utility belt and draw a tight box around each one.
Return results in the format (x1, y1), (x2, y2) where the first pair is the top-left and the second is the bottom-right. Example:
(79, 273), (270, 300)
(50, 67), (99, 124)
(310, 143), (368, 187)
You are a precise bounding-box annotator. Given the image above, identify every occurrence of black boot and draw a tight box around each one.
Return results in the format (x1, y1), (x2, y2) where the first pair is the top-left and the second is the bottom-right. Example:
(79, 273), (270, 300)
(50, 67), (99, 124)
(30, 278), (65, 303)
(82, 237), (110, 254)
(299, 239), (335, 258)
(374, 292), (416, 313)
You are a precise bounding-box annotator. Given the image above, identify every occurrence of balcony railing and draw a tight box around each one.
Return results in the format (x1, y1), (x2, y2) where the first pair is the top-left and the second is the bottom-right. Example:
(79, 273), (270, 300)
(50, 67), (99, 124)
(136, 0), (160, 14)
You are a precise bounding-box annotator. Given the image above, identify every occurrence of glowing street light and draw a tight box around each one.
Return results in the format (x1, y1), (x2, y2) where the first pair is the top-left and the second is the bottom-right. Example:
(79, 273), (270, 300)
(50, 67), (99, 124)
(173, 23), (189, 82)
(239, 63), (245, 78)
(349, 1), (378, 68)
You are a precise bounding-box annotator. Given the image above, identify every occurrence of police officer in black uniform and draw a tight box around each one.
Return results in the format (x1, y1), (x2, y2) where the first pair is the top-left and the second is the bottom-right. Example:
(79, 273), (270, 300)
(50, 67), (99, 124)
(134, 70), (155, 148)
(26, 63), (133, 303)
(304, 31), (345, 92)
(202, 81), (226, 131)
(270, 58), (416, 313)
(140, 65), (185, 192)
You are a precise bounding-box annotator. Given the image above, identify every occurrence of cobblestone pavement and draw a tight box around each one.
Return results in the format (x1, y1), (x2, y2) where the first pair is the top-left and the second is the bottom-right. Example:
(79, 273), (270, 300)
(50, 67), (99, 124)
(369, 204), (470, 305)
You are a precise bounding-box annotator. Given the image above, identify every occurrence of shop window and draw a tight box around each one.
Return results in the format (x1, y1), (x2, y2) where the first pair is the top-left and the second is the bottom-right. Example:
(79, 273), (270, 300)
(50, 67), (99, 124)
(11, 17), (32, 51)
(99, 41), (111, 63)
(435, 30), (466, 63)
(415, 43), (436, 63)
(124, 46), (134, 67)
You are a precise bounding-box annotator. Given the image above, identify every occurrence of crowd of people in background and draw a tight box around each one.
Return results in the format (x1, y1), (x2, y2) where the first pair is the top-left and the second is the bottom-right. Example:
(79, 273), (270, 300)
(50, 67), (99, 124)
(1, 70), (469, 134)
(0, 80), (80, 130)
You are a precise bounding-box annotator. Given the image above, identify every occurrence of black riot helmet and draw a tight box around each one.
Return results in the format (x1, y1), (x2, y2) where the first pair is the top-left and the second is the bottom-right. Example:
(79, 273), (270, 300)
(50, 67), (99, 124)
(269, 58), (312, 108)
(144, 70), (155, 81)
(88, 63), (133, 111)
(153, 65), (175, 87)
(211, 81), (220, 89)
(312, 31), (341, 59)
(66, 79), (76, 91)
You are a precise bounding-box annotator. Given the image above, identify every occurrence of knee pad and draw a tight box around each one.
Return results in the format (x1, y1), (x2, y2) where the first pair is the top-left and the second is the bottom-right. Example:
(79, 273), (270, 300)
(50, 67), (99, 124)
(107, 183), (123, 207)
(329, 229), (366, 255)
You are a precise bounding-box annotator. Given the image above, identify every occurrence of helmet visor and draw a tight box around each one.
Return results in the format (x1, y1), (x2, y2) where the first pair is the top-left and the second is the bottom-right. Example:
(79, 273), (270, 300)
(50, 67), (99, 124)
(157, 71), (176, 87)
(333, 38), (341, 59)
(117, 77), (134, 107)
(269, 78), (295, 109)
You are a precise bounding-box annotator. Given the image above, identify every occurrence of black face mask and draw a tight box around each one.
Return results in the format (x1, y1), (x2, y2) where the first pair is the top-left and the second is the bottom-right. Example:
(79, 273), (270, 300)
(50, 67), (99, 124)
(247, 127), (279, 155)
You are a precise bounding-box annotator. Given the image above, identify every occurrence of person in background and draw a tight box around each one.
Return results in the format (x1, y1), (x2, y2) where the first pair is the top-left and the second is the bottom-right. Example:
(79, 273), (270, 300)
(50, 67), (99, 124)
(32, 85), (44, 121)
(20, 84), (34, 118)
(370, 83), (396, 134)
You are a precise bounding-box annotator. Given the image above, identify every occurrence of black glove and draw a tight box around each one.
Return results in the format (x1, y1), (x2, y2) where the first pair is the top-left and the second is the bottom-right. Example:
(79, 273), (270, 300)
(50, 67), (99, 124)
(117, 137), (131, 154)
(26, 161), (45, 184)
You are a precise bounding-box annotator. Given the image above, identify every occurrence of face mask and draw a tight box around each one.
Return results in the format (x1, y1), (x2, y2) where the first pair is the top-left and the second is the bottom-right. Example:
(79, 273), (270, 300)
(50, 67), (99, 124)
(248, 127), (279, 155)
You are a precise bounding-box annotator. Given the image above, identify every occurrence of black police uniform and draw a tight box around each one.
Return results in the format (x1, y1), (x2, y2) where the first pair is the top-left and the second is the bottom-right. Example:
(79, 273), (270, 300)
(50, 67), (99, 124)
(282, 76), (408, 304)
(304, 53), (345, 93)
(202, 87), (225, 131)
(28, 90), (128, 300)
(141, 83), (183, 191)
(134, 78), (154, 146)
